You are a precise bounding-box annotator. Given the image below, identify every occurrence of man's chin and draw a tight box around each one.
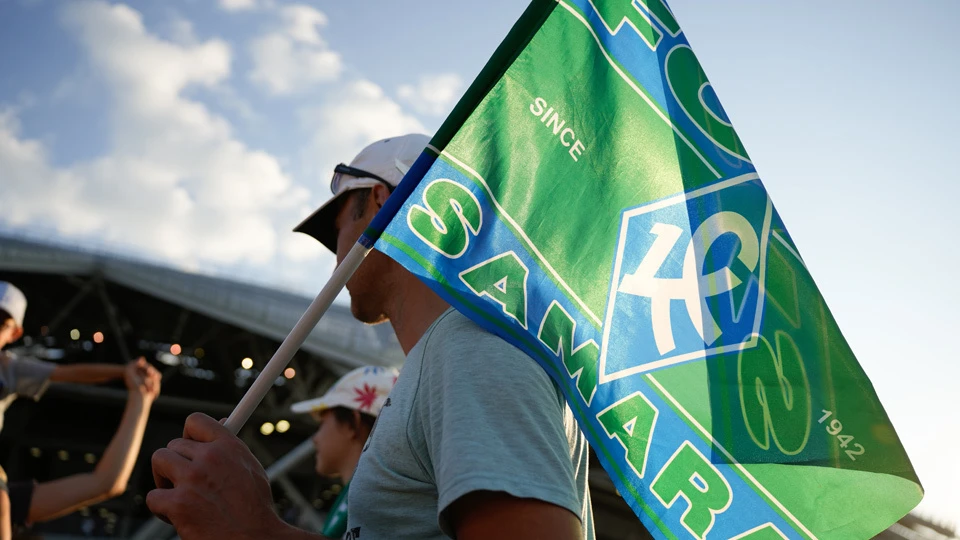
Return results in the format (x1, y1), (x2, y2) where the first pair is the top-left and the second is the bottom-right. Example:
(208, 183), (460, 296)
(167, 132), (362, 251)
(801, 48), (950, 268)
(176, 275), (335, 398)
(350, 302), (388, 325)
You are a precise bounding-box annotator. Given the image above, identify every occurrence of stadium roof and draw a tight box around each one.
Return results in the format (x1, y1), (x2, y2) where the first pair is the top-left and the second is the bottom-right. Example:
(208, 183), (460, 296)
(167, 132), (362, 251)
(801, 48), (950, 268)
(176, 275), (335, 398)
(0, 234), (404, 371)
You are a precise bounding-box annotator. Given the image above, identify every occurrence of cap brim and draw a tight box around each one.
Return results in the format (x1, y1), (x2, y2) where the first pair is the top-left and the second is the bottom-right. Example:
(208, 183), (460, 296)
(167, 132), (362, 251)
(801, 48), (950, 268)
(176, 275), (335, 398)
(291, 396), (332, 415)
(293, 192), (348, 254)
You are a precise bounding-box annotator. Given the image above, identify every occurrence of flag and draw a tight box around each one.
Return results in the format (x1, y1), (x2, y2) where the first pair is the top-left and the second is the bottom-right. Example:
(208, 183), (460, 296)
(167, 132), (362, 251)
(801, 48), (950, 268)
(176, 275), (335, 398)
(372, 0), (923, 537)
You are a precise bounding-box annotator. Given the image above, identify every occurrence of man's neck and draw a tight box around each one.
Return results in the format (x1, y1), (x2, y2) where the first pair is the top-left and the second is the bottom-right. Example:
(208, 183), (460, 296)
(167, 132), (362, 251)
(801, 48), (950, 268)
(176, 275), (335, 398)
(383, 272), (450, 355)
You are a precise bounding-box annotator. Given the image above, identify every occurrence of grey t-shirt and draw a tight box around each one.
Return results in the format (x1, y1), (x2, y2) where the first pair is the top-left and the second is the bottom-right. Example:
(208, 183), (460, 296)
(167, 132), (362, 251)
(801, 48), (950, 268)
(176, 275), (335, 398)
(347, 309), (594, 539)
(0, 351), (55, 433)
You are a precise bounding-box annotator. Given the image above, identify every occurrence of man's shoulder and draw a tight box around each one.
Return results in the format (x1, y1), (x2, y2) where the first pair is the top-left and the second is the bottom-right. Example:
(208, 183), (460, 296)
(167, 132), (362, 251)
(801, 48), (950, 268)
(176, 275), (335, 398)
(419, 309), (559, 395)
(421, 309), (529, 363)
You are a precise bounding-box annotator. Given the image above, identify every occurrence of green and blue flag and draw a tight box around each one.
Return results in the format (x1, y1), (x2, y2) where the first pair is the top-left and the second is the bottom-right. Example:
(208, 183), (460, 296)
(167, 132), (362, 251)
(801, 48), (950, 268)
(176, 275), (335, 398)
(366, 0), (922, 537)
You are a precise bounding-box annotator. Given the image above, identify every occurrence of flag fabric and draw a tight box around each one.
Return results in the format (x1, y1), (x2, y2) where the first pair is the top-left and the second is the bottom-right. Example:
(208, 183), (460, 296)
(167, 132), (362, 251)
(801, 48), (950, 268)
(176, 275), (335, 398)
(372, 0), (922, 537)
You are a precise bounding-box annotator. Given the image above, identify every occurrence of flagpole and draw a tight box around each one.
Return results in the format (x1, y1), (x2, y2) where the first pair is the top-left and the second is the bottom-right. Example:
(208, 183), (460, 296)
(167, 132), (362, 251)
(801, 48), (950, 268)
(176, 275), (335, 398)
(223, 241), (370, 434)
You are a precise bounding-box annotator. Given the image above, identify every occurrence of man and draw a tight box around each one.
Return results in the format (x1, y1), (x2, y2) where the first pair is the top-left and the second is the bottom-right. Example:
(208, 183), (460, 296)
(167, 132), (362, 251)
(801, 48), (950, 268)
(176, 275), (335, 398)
(147, 134), (594, 539)
(291, 365), (398, 538)
(0, 281), (137, 429)
(0, 281), (162, 534)
(11, 358), (161, 529)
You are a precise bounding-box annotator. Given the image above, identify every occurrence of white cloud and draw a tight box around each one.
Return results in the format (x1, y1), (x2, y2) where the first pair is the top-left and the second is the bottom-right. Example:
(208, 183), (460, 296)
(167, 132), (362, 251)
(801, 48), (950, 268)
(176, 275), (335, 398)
(300, 79), (427, 188)
(280, 4), (327, 45)
(0, 1), (317, 268)
(166, 16), (197, 45)
(219, 0), (257, 12)
(397, 73), (464, 116)
(248, 5), (342, 95)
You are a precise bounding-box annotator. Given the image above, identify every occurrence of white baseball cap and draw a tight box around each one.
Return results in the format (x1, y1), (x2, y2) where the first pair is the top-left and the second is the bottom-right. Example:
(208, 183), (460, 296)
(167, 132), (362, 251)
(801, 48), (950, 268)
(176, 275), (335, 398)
(294, 133), (431, 253)
(291, 365), (399, 418)
(0, 281), (27, 328)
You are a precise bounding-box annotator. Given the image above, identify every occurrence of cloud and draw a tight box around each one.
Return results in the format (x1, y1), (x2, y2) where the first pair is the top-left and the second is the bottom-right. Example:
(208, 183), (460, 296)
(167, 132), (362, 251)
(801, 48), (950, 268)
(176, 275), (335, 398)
(248, 5), (342, 95)
(300, 79), (427, 187)
(219, 0), (257, 12)
(0, 1), (316, 268)
(397, 73), (465, 116)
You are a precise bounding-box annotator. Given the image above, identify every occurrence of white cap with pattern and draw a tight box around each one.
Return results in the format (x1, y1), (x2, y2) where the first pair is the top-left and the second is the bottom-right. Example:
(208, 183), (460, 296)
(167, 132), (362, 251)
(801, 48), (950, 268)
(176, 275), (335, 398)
(0, 281), (27, 328)
(292, 365), (399, 418)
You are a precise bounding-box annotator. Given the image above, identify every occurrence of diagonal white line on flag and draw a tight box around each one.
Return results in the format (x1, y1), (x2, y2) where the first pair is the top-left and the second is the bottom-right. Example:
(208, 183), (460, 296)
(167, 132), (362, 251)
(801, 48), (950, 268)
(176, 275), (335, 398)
(557, 0), (723, 179)
(443, 151), (604, 327)
(645, 373), (819, 540)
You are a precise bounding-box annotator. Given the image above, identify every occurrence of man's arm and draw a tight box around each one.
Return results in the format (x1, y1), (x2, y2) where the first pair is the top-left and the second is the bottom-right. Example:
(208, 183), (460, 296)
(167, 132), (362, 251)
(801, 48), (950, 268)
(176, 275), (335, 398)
(147, 414), (331, 540)
(49, 362), (126, 384)
(27, 359), (160, 523)
(448, 491), (584, 540)
(0, 490), (11, 540)
(419, 314), (588, 540)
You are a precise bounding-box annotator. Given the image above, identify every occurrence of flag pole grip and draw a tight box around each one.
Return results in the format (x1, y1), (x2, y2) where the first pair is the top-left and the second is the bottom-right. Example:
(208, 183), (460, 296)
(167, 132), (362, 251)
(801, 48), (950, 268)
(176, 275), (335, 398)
(223, 241), (371, 434)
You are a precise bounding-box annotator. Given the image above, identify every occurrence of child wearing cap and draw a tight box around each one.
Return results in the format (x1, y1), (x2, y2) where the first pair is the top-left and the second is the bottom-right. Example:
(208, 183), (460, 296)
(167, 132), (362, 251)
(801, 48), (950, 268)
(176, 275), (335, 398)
(0, 281), (161, 536)
(291, 365), (398, 539)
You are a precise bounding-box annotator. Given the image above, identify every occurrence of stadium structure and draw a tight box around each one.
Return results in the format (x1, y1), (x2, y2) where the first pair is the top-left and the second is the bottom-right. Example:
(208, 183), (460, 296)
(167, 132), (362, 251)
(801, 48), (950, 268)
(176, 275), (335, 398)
(0, 233), (949, 540)
(0, 234), (651, 540)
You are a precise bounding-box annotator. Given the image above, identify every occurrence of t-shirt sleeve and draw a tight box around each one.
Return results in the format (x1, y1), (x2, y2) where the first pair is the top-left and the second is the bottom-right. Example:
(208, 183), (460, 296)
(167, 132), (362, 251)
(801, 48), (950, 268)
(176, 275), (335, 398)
(10, 356), (55, 401)
(417, 314), (581, 536)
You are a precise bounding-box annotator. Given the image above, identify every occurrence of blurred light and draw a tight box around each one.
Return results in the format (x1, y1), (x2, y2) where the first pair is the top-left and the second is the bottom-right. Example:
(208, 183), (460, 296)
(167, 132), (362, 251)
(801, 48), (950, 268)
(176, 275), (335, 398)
(29, 447), (41, 458)
(157, 352), (180, 366)
(194, 348), (205, 359)
(92, 331), (104, 344)
(260, 422), (275, 435)
(58, 450), (69, 461)
(276, 420), (290, 433)
(322, 490), (333, 500)
(241, 357), (254, 370)
(82, 341), (93, 352)
(84, 453), (96, 464)
(70, 329), (80, 340)
(170, 343), (182, 355)
(40, 326), (49, 336)
(330, 483), (341, 494)
(99, 508), (109, 518)
(284, 367), (296, 379)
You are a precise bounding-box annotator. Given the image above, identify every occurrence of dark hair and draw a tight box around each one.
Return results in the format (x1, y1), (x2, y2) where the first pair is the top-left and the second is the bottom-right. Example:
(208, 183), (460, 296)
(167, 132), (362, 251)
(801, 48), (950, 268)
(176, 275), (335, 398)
(350, 189), (372, 220)
(329, 406), (376, 433)
(0, 309), (12, 326)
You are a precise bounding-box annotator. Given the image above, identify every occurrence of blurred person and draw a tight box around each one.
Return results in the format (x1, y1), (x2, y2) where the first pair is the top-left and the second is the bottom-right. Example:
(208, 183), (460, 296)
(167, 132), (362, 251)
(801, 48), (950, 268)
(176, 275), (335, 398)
(290, 366), (397, 538)
(148, 134), (593, 540)
(0, 281), (138, 431)
(0, 281), (161, 535)
(5, 358), (161, 531)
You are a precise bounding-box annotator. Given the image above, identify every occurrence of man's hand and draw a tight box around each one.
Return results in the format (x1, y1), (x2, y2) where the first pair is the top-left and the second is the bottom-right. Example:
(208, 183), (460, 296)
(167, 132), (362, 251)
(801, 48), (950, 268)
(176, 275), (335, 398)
(124, 357), (161, 402)
(147, 413), (293, 540)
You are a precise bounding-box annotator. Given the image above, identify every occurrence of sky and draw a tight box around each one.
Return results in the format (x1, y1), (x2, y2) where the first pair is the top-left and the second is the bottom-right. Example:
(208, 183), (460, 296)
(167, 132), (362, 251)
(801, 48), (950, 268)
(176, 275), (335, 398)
(0, 0), (957, 526)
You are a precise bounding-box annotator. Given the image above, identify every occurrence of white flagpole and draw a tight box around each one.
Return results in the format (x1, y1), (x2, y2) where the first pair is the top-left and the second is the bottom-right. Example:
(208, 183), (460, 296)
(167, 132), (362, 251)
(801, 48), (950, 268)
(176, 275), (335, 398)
(223, 242), (371, 434)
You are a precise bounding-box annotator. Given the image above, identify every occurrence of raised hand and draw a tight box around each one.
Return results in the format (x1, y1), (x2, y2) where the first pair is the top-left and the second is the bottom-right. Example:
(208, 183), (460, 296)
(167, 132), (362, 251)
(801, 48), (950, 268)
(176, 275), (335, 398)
(124, 357), (161, 402)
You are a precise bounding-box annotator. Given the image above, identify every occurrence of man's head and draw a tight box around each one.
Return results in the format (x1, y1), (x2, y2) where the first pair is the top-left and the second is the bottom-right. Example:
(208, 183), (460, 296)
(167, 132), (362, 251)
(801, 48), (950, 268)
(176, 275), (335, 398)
(0, 282), (26, 349)
(291, 366), (398, 477)
(294, 134), (430, 323)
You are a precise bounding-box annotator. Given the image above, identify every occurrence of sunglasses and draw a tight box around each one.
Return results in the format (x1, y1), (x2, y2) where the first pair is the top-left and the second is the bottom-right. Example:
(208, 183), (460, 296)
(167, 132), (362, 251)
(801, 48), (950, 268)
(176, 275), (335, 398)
(330, 163), (394, 194)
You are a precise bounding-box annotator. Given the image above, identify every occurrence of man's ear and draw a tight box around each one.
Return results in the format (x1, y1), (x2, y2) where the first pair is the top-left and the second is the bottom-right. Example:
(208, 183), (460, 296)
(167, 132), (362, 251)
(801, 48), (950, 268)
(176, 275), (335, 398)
(372, 183), (392, 208)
